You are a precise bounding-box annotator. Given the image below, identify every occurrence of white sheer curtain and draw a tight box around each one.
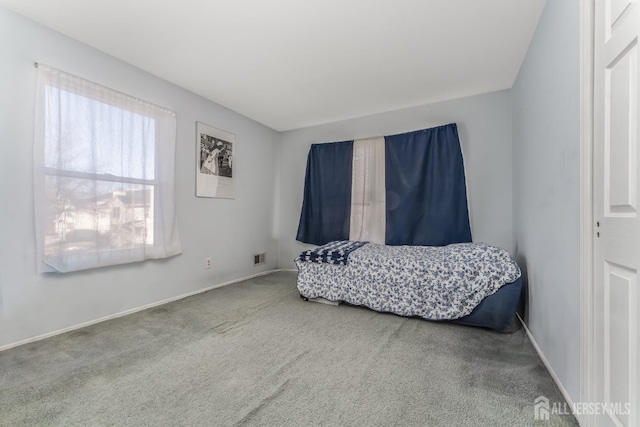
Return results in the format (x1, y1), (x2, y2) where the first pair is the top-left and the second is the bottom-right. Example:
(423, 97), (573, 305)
(34, 65), (182, 273)
(349, 137), (386, 243)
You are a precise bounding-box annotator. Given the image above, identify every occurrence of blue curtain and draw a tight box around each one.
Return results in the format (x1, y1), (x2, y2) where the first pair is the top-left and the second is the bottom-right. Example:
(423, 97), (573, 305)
(385, 123), (472, 246)
(296, 141), (354, 245)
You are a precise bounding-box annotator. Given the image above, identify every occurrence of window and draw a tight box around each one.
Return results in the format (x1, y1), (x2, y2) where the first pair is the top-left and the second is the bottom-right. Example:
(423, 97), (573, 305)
(34, 65), (182, 273)
(297, 124), (471, 246)
(349, 137), (386, 244)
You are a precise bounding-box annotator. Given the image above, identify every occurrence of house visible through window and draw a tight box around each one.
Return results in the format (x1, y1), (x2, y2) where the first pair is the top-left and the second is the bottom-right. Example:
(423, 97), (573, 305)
(34, 65), (182, 273)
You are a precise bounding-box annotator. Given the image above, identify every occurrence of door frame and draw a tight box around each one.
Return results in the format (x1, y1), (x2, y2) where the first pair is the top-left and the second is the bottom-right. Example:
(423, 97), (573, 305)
(580, 0), (595, 426)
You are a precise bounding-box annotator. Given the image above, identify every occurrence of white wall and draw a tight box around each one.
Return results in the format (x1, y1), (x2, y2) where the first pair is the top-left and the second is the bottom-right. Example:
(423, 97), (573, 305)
(279, 90), (514, 268)
(0, 9), (583, 405)
(512, 0), (581, 402)
(0, 8), (280, 348)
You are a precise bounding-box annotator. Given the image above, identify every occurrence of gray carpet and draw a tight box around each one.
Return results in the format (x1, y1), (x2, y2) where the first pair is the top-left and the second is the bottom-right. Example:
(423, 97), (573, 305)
(0, 271), (577, 426)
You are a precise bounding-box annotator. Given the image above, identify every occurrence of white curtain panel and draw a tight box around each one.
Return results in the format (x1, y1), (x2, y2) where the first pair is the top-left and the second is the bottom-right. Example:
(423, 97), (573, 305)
(34, 65), (182, 273)
(349, 137), (386, 244)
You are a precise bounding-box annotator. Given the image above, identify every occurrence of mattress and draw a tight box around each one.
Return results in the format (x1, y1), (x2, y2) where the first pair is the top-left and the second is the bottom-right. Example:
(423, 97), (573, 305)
(296, 242), (522, 330)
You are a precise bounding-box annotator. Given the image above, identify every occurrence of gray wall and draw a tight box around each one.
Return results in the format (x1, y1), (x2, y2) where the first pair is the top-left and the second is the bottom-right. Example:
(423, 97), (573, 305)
(512, 0), (581, 402)
(0, 8), (280, 348)
(1, 7), (583, 407)
(279, 90), (514, 268)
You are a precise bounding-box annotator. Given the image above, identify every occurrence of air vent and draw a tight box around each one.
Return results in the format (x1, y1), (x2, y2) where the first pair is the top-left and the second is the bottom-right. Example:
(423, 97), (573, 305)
(254, 253), (266, 265)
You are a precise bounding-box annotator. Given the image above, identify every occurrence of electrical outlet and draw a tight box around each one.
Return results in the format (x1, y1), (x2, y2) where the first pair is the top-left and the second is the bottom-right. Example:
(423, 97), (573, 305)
(205, 257), (212, 269)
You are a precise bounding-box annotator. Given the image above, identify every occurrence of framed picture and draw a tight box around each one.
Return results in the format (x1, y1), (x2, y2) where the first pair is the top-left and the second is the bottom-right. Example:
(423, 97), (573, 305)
(196, 122), (235, 198)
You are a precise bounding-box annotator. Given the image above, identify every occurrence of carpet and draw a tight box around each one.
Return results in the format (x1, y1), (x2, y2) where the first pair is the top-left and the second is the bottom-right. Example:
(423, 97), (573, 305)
(0, 271), (577, 426)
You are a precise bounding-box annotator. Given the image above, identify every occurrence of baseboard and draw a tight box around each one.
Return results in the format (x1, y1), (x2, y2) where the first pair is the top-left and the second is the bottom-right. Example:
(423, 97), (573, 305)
(517, 314), (584, 426)
(0, 269), (289, 353)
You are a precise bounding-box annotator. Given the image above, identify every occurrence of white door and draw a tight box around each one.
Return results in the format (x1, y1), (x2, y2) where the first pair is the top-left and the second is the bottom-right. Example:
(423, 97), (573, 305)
(593, 1), (640, 426)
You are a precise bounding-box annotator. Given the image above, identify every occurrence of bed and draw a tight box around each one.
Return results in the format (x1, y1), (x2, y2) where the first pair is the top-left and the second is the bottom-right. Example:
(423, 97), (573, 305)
(295, 241), (522, 331)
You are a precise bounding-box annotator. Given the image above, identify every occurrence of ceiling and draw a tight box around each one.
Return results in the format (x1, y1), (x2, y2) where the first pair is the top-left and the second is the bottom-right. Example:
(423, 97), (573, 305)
(0, 0), (546, 131)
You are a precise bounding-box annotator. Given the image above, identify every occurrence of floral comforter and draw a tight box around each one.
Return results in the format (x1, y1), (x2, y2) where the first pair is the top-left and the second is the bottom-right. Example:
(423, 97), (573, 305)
(295, 242), (521, 320)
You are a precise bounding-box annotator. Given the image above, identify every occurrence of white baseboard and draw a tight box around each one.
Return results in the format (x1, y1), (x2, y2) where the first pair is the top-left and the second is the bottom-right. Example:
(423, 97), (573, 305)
(0, 269), (290, 353)
(517, 314), (584, 426)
